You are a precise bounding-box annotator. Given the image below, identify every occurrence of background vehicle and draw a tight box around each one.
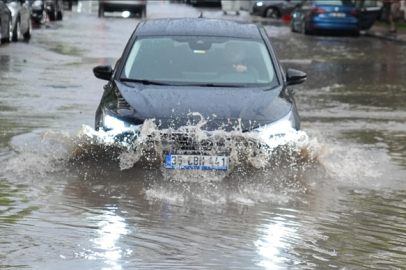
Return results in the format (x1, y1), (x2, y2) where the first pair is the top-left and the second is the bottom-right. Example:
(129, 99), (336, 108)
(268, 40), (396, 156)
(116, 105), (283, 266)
(28, 0), (47, 24)
(45, 0), (63, 21)
(29, 0), (66, 24)
(0, 0), (12, 43)
(5, 0), (31, 41)
(190, 0), (221, 7)
(250, 0), (300, 19)
(291, 0), (381, 35)
(98, 0), (147, 18)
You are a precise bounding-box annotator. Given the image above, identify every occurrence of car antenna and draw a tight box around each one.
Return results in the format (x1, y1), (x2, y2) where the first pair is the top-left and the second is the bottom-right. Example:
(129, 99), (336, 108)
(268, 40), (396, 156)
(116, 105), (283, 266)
(198, 12), (204, 18)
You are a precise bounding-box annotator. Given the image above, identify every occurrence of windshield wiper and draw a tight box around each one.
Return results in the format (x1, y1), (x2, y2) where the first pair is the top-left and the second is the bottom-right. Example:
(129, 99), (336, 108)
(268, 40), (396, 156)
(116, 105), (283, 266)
(120, 78), (173, 85)
(183, 83), (246, 88)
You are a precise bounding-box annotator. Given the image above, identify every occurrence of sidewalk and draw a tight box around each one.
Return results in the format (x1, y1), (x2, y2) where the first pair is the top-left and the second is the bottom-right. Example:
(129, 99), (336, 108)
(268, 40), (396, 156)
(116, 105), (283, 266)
(366, 22), (406, 43)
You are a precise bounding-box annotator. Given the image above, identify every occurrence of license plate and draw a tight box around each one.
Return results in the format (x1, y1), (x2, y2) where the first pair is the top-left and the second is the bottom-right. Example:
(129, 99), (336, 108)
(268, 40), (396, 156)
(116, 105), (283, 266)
(329, 12), (346, 17)
(165, 155), (229, 170)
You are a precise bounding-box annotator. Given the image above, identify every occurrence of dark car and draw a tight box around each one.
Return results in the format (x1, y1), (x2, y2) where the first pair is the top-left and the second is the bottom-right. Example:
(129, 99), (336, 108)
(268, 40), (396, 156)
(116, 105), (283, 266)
(45, 0), (63, 21)
(28, 0), (46, 24)
(5, 0), (31, 41)
(291, 0), (382, 35)
(0, 0), (12, 43)
(190, 0), (221, 7)
(98, 0), (146, 18)
(92, 18), (306, 170)
(250, 0), (301, 19)
(28, 0), (63, 24)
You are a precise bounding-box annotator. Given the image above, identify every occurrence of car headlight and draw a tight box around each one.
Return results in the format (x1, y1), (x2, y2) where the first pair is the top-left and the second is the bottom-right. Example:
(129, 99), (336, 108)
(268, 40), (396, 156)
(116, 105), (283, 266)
(253, 111), (309, 149)
(256, 2), (264, 7)
(254, 111), (296, 140)
(103, 114), (142, 133)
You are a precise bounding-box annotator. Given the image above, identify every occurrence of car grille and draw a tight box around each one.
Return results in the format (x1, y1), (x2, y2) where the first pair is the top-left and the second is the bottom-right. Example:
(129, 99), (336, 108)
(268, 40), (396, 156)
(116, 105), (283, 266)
(159, 132), (230, 155)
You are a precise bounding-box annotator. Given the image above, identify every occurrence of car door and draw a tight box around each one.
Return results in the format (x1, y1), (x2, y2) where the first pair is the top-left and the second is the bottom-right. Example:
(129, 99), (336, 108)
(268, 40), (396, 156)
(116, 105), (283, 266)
(0, 0), (10, 40)
(19, 0), (30, 32)
(355, 0), (382, 30)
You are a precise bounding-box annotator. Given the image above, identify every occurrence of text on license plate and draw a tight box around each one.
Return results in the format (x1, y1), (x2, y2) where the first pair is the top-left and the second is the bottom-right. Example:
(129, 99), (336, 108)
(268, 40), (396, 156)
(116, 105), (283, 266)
(165, 155), (229, 170)
(329, 12), (346, 17)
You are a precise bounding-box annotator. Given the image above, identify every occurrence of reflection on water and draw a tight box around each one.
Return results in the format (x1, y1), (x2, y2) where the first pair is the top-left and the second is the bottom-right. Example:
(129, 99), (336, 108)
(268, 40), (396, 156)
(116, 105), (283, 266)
(255, 219), (298, 269)
(86, 209), (130, 269)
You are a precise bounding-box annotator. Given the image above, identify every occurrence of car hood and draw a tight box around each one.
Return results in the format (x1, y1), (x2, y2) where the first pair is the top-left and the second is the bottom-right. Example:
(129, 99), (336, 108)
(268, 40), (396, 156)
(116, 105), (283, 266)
(115, 81), (291, 131)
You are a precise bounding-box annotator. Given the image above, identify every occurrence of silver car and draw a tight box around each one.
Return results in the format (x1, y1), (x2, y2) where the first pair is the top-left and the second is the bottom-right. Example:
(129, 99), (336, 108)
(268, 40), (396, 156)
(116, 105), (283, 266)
(5, 0), (31, 41)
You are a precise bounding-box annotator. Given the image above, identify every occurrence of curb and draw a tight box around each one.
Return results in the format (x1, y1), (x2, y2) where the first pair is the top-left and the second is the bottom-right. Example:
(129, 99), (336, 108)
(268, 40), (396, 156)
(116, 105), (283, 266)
(365, 29), (406, 43)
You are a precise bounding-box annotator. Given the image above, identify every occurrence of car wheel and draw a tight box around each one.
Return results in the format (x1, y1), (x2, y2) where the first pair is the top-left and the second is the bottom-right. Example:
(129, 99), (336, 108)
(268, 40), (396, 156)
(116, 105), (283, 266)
(49, 10), (56, 21)
(23, 18), (32, 40)
(65, 0), (72, 10)
(301, 21), (311, 35)
(264, 7), (280, 19)
(98, 4), (104, 18)
(291, 21), (297, 33)
(57, 10), (63, 20)
(12, 19), (21, 42)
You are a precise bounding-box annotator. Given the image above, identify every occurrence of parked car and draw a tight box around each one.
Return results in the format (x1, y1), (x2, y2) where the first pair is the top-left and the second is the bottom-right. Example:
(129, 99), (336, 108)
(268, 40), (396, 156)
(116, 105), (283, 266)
(98, 0), (147, 18)
(28, 0), (46, 24)
(190, 0), (221, 7)
(250, 0), (301, 19)
(92, 18), (307, 171)
(0, 0), (12, 43)
(5, 0), (31, 41)
(63, 0), (73, 10)
(291, 0), (382, 35)
(45, 0), (63, 21)
(28, 0), (63, 24)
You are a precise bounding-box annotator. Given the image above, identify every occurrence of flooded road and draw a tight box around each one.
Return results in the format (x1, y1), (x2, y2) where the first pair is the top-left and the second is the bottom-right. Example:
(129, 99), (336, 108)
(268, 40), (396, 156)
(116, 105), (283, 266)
(1, 1), (406, 269)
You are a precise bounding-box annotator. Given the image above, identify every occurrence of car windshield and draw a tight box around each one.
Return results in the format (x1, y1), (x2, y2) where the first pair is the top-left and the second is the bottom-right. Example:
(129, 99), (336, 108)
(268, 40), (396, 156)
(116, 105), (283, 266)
(315, 0), (354, 6)
(121, 36), (279, 87)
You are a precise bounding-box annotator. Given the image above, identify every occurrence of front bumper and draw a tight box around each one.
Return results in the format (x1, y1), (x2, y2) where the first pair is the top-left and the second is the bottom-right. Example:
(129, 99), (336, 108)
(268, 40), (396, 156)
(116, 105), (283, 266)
(311, 22), (359, 31)
(31, 9), (45, 19)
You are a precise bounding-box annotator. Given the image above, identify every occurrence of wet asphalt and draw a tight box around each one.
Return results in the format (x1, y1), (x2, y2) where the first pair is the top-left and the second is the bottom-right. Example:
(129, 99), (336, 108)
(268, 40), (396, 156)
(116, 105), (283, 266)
(1, 1), (406, 269)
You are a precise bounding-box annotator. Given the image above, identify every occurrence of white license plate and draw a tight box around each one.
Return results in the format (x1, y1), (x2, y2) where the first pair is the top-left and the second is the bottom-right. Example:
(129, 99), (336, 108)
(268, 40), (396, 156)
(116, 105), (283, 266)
(165, 155), (229, 170)
(329, 12), (346, 17)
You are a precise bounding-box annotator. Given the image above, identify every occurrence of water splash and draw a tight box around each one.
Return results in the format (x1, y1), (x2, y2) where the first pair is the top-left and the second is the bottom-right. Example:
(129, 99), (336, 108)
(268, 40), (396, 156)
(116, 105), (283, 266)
(2, 116), (322, 179)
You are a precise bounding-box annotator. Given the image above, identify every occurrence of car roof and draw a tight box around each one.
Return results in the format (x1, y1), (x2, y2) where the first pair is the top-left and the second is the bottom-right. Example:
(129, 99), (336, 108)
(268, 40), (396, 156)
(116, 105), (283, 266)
(135, 18), (263, 39)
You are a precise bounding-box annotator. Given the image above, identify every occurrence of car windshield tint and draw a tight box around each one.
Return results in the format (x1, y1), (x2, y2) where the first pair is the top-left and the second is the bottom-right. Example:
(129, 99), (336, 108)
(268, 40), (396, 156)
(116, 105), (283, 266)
(121, 36), (278, 87)
(315, 0), (354, 6)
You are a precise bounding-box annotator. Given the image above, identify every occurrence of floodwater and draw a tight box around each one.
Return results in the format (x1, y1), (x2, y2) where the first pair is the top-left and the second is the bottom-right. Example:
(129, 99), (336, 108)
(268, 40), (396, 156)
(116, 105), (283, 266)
(1, 1), (406, 269)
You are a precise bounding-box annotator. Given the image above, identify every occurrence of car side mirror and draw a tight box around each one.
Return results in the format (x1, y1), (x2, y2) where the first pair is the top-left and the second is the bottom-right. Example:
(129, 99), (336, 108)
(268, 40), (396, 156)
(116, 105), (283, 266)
(93, 65), (113, 81)
(286, 69), (306, 86)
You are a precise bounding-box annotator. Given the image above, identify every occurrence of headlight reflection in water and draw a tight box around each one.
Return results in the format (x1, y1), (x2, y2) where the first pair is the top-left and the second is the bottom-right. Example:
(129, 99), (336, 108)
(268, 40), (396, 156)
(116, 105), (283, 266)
(255, 217), (299, 269)
(86, 208), (131, 269)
